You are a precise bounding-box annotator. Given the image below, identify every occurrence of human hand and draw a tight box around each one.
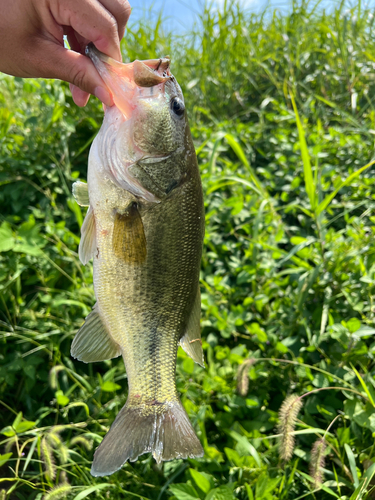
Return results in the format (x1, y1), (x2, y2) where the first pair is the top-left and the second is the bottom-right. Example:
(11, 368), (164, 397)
(0, 0), (131, 107)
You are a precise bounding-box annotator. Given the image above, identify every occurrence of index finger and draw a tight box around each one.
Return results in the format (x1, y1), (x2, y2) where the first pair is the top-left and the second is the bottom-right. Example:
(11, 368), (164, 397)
(50, 0), (122, 60)
(100, 0), (131, 42)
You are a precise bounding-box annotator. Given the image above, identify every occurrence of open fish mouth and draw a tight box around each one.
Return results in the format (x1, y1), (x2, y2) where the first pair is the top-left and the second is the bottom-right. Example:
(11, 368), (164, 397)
(86, 43), (172, 118)
(86, 43), (171, 84)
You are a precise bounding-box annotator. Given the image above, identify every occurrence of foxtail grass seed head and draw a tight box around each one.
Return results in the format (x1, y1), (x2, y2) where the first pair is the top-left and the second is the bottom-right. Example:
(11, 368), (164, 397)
(0, 490), (6, 500)
(236, 358), (256, 397)
(278, 394), (303, 462)
(43, 484), (72, 500)
(46, 427), (69, 463)
(310, 438), (327, 487)
(47, 430), (62, 448)
(70, 435), (93, 450)
(59, 470), (68, 484)
(41, 437), (56, 481)
(48, 366), (65, 390)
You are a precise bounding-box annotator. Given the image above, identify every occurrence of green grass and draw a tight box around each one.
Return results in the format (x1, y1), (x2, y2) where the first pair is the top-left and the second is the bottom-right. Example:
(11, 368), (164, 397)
(2, 0), (375, 498)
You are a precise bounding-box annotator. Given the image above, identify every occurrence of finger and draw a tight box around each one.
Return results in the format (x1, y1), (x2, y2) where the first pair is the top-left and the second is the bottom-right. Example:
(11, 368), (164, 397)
(36, 40), (114, 106)
(49, 0), (121, 60)
(70, 83), (90, 107)
(99, 0), (131, 41)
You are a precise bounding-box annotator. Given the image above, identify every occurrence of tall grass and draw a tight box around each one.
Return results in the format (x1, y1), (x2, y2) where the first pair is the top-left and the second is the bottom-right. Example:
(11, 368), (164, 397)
(1, 1), (375, 499)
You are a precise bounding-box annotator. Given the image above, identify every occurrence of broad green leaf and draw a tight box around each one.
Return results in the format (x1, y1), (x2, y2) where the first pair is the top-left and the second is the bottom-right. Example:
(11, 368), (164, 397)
(100, 381), (121, 392)
(55, 390), (70, 407)
(0, 453), (12, 467)
(228, 431), (262, 467)
(353, 326), (375, 338)
(205, 486), (234, 500)
(0, 223), (14, 252)
(169, 483), (200, 500)
(190, 469), (211, 495)
(14, 420), (36, 433)
(12, 412), (23, 429)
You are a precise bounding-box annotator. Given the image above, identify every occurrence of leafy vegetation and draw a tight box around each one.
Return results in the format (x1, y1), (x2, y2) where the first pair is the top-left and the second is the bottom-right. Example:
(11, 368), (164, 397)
(2, 0), (375, 498)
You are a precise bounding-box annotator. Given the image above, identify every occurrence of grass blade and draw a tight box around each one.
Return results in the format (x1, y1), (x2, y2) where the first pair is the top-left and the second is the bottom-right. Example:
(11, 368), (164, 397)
(344, 443), (359, 488)
(349, 462), (375, 500)
(290, 92), (316, 210)
(316, 159), (375, 215)
(224, 133), (268, 198)
(350, 364), (375, 407)
(73, 484), (113, 500)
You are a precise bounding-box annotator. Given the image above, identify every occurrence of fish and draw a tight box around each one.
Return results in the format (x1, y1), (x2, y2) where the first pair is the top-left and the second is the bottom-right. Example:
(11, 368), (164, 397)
(70, 44), (205, 477)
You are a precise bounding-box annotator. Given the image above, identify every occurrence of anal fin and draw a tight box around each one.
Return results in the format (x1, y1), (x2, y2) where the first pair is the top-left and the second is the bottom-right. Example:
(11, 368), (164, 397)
(180, 288), (204, 367)
(71, 304), (121, 363)
(79, 207), (96, 265)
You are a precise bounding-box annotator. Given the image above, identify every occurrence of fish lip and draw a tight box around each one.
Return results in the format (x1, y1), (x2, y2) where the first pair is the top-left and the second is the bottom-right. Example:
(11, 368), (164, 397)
(85, 42), (122, 73)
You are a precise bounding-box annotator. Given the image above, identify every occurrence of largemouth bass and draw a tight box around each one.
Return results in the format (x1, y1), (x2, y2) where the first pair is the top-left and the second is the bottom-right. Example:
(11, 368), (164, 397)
(70, 44), (205, 477)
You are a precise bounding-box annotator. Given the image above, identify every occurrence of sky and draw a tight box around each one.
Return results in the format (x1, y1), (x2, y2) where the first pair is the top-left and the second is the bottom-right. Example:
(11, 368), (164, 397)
(129, 0), (373, 32)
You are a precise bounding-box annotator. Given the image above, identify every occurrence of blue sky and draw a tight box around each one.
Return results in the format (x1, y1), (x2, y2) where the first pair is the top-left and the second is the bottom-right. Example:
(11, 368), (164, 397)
(130, 0), (374, 31)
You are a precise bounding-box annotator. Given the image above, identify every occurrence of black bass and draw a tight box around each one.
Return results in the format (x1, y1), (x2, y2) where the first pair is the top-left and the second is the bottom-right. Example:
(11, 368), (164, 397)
(71, 44), (205, 476)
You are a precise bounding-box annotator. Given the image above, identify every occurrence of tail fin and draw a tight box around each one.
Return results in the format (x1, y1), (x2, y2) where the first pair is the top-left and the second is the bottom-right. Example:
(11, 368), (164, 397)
(90, 400), (203, 476)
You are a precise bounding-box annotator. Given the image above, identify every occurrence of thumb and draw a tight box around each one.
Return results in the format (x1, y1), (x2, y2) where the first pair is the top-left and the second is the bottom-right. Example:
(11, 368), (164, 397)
(39, 43), (113, 106)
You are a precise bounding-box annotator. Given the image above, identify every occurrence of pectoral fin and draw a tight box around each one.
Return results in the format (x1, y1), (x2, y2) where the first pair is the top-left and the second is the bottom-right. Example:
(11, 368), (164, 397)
(180, 288), (204, 367)
(79, 207), (97, 265)
(72, 181), (90, 207)
(113, 203), (147, 264)
(71, 304), (121, 363)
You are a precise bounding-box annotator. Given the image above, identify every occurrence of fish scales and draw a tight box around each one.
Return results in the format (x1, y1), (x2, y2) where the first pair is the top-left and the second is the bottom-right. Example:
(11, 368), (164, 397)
(71, 44), (205, 476)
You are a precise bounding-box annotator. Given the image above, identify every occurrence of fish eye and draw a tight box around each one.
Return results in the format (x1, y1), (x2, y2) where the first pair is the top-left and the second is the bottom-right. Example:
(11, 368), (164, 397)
(171, 97), (185, 117)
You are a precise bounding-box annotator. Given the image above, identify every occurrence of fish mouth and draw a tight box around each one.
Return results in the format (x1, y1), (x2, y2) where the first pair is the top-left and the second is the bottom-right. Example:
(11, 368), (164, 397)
(86, 43), (171, 88)
(86, 43), (172, 118)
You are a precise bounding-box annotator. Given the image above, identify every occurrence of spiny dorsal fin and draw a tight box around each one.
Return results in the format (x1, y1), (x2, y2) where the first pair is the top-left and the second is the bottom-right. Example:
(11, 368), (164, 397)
(180, 288), (204, 367)
(71, 304), (121, 363)
(79, 207), (97, 265)
(113, 202), (147, 264)
(72, 181), (89, 207)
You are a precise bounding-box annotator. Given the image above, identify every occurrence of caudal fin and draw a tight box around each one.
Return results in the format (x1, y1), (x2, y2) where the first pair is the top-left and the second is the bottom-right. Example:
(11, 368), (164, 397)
(90, 400), (203, 476)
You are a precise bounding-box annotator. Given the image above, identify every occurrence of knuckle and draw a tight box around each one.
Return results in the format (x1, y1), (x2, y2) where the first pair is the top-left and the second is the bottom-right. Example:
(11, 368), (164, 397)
(117, 1), (132, 24)
(71, 66), (87, 90)
(103, 14), (119, 37)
